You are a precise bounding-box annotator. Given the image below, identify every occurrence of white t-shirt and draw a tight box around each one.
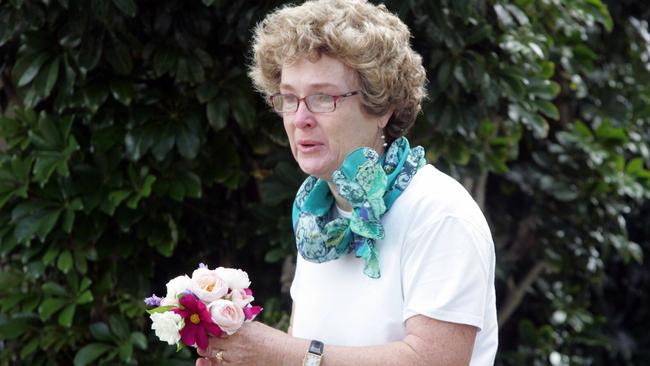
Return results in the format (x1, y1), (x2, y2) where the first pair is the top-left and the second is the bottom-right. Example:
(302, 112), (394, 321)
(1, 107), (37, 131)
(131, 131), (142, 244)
(290, 164), (498, 365)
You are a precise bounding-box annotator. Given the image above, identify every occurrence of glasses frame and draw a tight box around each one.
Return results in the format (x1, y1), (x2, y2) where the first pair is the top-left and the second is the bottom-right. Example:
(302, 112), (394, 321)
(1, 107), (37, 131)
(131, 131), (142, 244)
(269, 91), (360, 114)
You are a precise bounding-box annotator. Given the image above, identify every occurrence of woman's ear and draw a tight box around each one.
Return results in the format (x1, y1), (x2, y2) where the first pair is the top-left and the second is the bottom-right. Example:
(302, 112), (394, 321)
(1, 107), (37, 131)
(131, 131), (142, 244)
(378, 109), (394, 129)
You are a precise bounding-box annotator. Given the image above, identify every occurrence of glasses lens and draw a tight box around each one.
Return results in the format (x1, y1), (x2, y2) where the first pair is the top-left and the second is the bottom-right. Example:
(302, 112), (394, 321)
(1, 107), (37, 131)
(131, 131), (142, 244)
(271, 94), (297, 112)
(307, 94), (335, 112)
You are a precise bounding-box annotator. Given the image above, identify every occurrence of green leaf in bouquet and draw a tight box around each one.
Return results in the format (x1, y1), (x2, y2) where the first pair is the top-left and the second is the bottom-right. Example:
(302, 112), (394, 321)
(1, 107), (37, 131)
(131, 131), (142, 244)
(176, 342), (186, 352)
(145, 305), (176, 315)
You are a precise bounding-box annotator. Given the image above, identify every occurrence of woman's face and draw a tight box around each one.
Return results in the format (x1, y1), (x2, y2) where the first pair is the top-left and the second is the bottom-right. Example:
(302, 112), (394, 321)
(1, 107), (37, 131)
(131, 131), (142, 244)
(280, 54), (389, 180)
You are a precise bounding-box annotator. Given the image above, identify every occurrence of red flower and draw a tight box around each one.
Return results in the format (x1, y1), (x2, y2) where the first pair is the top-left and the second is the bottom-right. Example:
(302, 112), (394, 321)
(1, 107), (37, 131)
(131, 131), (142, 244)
(172, 293), (222, 349)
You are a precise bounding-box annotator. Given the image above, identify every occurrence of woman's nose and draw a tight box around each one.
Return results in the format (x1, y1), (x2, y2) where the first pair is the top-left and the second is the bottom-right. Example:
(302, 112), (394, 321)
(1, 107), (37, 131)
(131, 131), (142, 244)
(293, 99), (315, 129)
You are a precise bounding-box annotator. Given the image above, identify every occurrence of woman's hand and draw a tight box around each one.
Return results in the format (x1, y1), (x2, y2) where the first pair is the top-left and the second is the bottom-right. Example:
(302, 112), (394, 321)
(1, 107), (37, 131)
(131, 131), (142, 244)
(195, 321), (290, 366)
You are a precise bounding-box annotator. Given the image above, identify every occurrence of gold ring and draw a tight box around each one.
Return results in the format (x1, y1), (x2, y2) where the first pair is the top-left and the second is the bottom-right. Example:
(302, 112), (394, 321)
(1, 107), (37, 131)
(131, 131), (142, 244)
(215, 350), (224, 363)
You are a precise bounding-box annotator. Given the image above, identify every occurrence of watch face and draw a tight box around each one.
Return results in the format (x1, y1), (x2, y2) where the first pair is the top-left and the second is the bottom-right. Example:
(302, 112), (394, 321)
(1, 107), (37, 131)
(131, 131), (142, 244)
(303, 353), (322, 366)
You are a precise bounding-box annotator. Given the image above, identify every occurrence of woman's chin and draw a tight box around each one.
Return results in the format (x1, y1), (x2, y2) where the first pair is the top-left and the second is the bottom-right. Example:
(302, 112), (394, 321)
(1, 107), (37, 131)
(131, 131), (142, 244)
(298, 161), (333, 180)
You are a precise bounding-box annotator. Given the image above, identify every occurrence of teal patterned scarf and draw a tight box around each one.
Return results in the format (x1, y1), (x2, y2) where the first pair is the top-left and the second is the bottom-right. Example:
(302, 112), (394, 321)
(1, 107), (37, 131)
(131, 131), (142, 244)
(291, 137), (426, 278)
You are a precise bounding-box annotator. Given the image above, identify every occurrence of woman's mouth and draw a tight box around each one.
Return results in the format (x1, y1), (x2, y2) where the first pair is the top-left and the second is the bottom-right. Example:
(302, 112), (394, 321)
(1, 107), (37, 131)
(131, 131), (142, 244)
(297, 140), (324, 153)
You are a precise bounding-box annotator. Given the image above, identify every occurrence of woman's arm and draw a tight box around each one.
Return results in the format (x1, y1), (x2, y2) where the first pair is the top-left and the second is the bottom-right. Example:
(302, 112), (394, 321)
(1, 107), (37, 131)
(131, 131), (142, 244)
(197, 313), (476, 366)
(276, 314), (476, 366)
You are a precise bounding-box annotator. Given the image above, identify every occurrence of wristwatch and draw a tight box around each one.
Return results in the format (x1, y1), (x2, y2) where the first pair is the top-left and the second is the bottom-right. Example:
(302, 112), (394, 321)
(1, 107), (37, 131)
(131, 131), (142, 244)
(302, 340), (324, 366)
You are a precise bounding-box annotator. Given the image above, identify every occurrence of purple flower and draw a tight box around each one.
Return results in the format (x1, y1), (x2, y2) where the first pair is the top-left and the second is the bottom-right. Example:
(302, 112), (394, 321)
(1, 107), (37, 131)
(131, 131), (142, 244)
(198, 263), (208, 269)
(144, 294), (162, 307)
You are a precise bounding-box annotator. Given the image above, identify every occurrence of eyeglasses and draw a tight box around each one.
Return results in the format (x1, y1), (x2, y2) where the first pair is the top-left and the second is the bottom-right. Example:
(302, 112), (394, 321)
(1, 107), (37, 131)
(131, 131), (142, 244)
(269, 91), (360, 113)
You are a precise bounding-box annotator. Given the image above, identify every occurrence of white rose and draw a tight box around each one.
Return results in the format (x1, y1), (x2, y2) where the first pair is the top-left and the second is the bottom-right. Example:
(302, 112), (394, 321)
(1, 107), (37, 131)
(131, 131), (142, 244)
(150, 311), (184, 345)
(230, 288), (254, 308)
(191, 267), (228, 303)
(208, 299), (245, 335)
(160, 275), (192, 306)
(214, 267), (251, 290)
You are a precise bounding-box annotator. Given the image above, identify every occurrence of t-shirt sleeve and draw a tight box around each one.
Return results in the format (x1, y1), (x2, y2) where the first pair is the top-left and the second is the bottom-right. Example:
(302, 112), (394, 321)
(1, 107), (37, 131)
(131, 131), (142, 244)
(401, 215), (494, 330)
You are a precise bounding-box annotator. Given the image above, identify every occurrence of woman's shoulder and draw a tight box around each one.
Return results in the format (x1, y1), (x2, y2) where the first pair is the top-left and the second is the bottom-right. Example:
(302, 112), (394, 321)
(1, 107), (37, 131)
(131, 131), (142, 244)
(390, 164), (491, 236)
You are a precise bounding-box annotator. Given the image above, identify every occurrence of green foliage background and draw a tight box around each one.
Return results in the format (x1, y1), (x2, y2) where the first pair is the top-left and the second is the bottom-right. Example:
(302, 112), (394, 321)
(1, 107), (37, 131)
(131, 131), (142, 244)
(0, 0), (649, 365)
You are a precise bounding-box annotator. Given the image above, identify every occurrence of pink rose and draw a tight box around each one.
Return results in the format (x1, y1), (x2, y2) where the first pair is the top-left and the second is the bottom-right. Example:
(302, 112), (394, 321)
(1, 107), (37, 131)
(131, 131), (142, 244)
(208, 299), (245, 335)
(230, 288), (254, 308)
(191, 267), (228, 303)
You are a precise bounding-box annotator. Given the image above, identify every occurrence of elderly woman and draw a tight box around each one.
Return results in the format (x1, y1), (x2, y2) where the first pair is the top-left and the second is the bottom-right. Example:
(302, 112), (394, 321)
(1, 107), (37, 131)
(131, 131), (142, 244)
(197, 0), (497, 365)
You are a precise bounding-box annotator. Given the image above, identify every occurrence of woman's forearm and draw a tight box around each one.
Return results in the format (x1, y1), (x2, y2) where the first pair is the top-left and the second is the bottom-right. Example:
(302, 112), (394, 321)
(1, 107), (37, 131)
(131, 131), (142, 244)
(264, 314), (475, 366)
(270, 336), (418, 366)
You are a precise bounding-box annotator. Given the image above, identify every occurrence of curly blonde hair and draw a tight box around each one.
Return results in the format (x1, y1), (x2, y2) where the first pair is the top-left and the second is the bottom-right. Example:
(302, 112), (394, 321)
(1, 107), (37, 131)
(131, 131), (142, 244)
(248, 0), (427, 142)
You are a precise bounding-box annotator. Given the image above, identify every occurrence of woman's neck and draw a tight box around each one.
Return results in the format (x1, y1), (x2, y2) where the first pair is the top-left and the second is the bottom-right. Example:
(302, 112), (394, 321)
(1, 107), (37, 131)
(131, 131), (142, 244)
(327, 181), (352, 212)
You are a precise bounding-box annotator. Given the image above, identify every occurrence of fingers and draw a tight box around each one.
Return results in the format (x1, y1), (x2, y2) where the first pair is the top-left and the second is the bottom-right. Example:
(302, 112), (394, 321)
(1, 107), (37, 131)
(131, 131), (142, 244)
(196, 356), (219, 366)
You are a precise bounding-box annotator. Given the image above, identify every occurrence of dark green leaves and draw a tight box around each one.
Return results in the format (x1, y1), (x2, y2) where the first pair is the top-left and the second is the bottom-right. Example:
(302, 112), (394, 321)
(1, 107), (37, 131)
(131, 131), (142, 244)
(73, 343), (113, 366)
(207, 99), (229, 131)
(111, 0), (136, 17)
(15, 53), (49, 87)
(28, 114), (79, 187)
(37, 275), (92, 328)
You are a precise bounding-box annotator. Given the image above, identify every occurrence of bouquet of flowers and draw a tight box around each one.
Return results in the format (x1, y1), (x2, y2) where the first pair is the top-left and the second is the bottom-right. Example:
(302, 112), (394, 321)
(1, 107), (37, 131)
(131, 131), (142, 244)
(144, 264), (263, 350)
